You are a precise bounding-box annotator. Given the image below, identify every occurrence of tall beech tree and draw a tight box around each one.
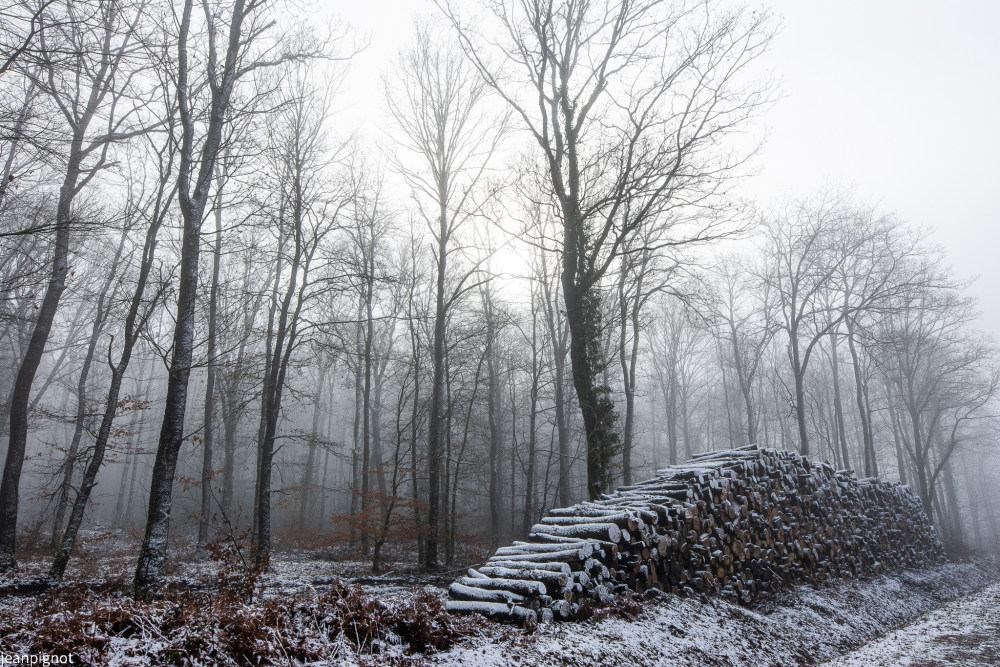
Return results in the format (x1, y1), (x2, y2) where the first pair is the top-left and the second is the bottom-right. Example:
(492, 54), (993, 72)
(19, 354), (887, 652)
(134, 0), (318, 597)
(386, 23), (503, 568)
(251, 70), (344, 568)
(439, 0), (772, 498)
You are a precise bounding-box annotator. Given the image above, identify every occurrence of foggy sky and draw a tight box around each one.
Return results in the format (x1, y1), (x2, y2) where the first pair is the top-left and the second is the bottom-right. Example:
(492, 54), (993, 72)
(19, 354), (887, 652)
(326, 0), (1000, 335)
(747, 0), (1000, 337)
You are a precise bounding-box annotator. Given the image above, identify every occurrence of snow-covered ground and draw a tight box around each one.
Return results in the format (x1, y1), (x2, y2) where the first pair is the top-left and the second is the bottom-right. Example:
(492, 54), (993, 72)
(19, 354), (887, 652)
(429, 561), (999, 667)
(1, 546), (997, 666)
(820, 581), (1000, 667)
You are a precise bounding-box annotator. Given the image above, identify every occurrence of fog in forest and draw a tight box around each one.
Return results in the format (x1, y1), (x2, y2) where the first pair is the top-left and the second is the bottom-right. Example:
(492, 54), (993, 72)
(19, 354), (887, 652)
(0, 0), (997, 600)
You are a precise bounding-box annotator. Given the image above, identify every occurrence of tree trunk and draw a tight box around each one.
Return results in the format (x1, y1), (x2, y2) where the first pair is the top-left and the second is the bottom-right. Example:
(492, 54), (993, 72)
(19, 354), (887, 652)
(51, 231), (124, 550)
(541, 268), (571, 507)
(359, 265), (375, 555)
(372, 349), (391, 500)
(444, 350), (455, 564)
(132, 162), (201, 593)
(298, 362), (327, 533)
(408, 333), (423, 562)
(424, 195), (448, 569)
(508, 395), (516, 542)
(617, 262), (641, 486)
(666, 368), (678, 466)
(681, 383), (692, 460)
(254, 181), (314, 567)
(135, 0), (249, 597)
(197, 189), (223, 549)
(349, 313), (363, 546)
(114, 366), (149, 532)
(485, 293), (502, 548)
(563, 279), (617, 500)
(727, 317), (757, 446)
(220, 263), (261, 520)
(521, 301), (539, 536)
(829, 334), (852, 472)
(789, 330), (810, 456)
(53, 133), (170, 579)
(0, 135), (85, 571)
(845, 318), (877, 477)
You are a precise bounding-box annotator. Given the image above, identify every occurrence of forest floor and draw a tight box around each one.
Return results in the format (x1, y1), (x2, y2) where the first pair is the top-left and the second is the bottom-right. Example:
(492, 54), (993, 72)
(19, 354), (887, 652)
(0, 535), (997, 666)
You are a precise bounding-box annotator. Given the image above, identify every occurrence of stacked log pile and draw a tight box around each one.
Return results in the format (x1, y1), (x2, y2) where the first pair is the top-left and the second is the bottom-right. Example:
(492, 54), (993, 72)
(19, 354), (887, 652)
(446, 444), (944, 623)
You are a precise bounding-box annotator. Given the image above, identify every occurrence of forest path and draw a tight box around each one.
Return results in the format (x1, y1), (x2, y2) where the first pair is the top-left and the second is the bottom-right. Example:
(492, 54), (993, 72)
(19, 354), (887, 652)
(819, 581), (1000, 667)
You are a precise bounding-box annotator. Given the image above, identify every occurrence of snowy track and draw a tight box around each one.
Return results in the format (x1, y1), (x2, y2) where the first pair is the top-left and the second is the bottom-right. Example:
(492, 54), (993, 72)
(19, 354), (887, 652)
(428, 562), (999, 667)
(820, 582), (1000, 667)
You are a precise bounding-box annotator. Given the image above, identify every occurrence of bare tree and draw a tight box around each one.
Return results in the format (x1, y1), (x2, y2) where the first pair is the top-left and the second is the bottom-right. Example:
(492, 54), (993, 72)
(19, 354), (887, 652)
(385, 22), (503, 568)
(49, 109), (176, 578)
(706, 256), (774, 446)
(650, 296), (706, 464)
(296, 350), (332, 534)
(49, 224), (128, 552)
(438, 0), (772, 498)
(0, 0), (56, 76)
(615, 223), (680, 484)
(217, 242), (267, 520)
(536, 231), (573, 505)
(0, 0), (149, 572)
(875, 279), (999, 525)
(134, 0), (317, 597)
(833, 214), (927, 476)
(479, 281), (507, 547)
(341, 163), (395, 556)
(196, 164), (227, 550)
(761, 198), (858, 457)
(251, 70), (345, 567)
(519, 279), (544, 535)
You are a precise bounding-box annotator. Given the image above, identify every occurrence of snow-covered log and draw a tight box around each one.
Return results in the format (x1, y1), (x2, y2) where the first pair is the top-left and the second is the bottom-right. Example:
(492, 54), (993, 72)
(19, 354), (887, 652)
(482, 560), (572, 573)
(444, 600), (537, 624)
(448, 582), (526, 604)
(476, 566), (570, 589)
(459, 573), (547, 597)
(528, 522), (622, 543)
(488, 551), (588, 567)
